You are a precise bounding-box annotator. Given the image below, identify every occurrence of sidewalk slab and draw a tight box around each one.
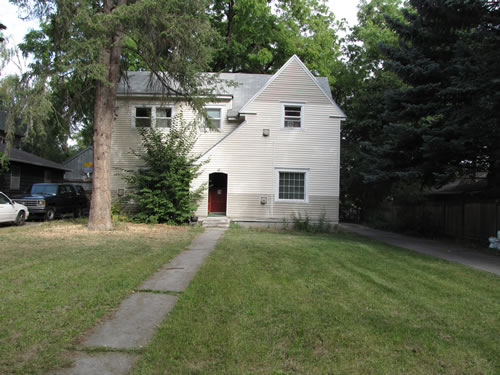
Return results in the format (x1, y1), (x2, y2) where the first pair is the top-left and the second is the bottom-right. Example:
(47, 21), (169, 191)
(341, 223), (500, 276)
(50, 352), (138, 375)
(187, 228), (226, 250)
(139, 250), (211, 292)
(139, 228), (226, 292)
(84, 293), (178, 349)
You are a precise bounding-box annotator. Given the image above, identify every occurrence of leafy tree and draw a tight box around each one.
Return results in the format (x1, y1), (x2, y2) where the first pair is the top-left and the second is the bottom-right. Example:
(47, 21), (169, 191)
(122, 114), (206, 224)
(373, 0), (500, 188)
(11, 0), (218, 230)
(208, 0), (344, 81)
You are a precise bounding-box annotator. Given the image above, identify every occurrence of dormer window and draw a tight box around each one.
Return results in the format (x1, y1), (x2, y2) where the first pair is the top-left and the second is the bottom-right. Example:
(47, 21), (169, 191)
(133, 106), (174, 128)
(135, 107), (152, 128)
(282, 103), (304, 129)
(156, 107), (173, 128)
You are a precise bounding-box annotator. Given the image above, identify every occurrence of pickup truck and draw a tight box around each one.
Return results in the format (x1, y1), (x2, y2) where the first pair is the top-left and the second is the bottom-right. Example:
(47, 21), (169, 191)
(13, 183), (89, 220)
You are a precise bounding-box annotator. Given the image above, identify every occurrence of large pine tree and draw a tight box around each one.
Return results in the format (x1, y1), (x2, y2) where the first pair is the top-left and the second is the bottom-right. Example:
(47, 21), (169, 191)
(11, 0), (218, 230)
(371, 0), (500, 188)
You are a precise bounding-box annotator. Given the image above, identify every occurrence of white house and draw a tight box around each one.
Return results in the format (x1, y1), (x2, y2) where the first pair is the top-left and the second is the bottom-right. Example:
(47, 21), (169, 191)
(110, 55), (345, 225)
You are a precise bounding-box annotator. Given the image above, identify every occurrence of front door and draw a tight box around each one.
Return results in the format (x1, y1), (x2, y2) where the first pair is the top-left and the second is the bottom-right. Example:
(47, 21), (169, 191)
(208, 173), (227, 214)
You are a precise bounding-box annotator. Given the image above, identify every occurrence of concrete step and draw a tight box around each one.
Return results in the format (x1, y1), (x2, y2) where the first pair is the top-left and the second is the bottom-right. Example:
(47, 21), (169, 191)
(201, 217), (231, 228)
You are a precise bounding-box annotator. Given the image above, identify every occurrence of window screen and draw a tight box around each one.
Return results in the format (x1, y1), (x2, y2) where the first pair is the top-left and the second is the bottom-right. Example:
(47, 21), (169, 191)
(156, 107), (173, 128)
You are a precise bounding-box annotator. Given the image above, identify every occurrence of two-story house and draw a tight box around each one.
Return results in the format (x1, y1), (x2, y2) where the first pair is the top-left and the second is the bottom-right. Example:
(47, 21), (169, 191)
(110, 55), (345, 225)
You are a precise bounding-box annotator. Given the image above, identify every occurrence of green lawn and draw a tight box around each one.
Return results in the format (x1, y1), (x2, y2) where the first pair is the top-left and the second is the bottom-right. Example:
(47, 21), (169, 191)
(132, 227), (500, 375)
(0, 220), (198, 375)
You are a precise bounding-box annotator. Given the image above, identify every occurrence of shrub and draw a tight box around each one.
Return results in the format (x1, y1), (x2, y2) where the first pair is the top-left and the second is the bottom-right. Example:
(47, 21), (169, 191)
(292, 212), (332, 233)
(122, 114), (207, 224)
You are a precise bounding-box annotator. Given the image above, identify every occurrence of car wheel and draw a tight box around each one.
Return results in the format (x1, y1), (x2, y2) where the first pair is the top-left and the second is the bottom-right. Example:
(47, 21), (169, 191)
(15, 211), (26, 226)
(74, 208), (82, 218)
(45, 208), (56, 221)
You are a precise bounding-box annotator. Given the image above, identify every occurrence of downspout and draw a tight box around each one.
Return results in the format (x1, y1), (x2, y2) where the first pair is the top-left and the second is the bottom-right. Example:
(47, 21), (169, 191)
(271, 140), (275, 218)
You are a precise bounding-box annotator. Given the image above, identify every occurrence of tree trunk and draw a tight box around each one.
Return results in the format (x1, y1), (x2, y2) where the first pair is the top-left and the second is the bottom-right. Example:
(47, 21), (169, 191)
(88, 0), (125, 231)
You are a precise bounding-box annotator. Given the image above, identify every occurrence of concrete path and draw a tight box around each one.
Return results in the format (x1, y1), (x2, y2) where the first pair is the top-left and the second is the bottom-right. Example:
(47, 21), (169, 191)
(340, 223), (500, 276)
(50, 228), (226, 375)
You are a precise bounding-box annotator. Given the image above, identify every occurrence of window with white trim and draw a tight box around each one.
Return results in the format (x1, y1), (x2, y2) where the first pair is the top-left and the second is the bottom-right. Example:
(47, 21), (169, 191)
(134, 107), (152, 128)
(206, 108), (222, 129)
(276, 169), (308, 201)
(133, 106), (174, 128)
(155, 107), (173, 128)
(282, 104), (304, 128)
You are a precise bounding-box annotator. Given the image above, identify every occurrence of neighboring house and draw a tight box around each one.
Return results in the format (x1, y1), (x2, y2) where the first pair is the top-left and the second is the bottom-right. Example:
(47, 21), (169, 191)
(111, 55), (345, 224)
(0, 144), (71, 195)
(63, 146), (93, 191)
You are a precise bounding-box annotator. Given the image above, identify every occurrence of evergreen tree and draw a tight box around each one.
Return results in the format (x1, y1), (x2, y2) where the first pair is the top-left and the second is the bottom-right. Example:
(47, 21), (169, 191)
(10, 0), (218, 230)
(372, 0), (500, 188)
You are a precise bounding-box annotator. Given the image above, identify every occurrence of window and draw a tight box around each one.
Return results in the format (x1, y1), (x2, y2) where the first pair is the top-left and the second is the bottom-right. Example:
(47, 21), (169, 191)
(10, 165), (20, 190)
(133, 106), (174, 128)
(206, 108), (221, 129)
(44, 170), (51, 183)
(276, 169), (308, 201)
(282, 103), (304, 128)
(135, 107), (152, 128)
(156, 107), (173, 128)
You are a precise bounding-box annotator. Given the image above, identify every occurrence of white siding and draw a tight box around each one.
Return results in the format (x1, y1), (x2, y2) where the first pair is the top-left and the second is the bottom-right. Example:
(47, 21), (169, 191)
(192, 58), (341, 223)
(110, 98), (235, 193)
(111, 56), (342, 224)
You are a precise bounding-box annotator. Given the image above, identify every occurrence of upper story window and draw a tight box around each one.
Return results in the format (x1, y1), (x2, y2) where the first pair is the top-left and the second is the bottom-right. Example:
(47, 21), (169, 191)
(206, 108), (222, 129)
(156, 107), (173, 128)
(282, 103), (304, 129)
(133, 106), (174, 128)
(135, 107), (152, 128)
(276, 169), (308, 202)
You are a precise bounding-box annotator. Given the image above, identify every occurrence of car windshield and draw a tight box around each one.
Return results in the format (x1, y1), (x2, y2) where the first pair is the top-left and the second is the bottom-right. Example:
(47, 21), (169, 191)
(31, 185), (58, 195)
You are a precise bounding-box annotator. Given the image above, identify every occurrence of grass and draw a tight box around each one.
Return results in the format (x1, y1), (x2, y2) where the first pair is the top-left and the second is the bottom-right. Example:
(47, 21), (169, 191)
(131, 227), (500, 375)
(0, 219), (200, 375)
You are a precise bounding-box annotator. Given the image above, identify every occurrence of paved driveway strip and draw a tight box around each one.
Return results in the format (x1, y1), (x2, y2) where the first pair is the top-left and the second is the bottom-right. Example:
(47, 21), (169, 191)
(340, 223), (500, 276)
(51, 228), (226, 375)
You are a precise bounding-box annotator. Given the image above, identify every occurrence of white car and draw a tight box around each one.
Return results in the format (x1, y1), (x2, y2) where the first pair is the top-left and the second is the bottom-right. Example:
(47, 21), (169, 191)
(0, 191), (29, 226)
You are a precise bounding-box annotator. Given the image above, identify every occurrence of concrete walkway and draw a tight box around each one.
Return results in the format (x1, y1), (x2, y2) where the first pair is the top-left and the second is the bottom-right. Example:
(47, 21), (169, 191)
(340, 223), (500, 276)
(51, 228), (226, 375)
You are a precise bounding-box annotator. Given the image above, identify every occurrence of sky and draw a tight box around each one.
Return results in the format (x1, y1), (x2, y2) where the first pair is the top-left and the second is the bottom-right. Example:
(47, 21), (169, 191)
(0, 0), (360, 76)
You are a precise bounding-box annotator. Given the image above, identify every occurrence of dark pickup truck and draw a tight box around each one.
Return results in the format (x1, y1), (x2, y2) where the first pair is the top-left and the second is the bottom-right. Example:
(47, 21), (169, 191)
(13, 183), (89, 220)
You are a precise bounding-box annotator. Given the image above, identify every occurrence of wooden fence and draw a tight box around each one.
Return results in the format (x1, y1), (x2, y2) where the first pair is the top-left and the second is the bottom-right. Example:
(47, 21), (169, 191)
(364, 197), (500, 245)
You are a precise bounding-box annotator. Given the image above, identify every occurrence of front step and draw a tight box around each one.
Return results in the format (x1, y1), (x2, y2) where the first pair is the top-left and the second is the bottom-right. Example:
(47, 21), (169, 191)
(201, 217), (231, 228)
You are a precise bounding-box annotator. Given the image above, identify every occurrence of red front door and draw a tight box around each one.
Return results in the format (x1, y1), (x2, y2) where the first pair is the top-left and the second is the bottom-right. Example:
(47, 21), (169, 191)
(208, 173), (227, 214)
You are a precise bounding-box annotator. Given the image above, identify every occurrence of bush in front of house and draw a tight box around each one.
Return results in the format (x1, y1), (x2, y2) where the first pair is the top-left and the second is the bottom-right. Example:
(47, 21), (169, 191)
(123, 114), (206, 224)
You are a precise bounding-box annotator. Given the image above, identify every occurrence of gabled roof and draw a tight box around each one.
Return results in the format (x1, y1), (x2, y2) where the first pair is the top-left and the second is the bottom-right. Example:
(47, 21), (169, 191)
(0, 144), (71, 171)
(116, 68), (336, 115)
(239, 55), (346, 118)
(63, 146), (93, 166)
